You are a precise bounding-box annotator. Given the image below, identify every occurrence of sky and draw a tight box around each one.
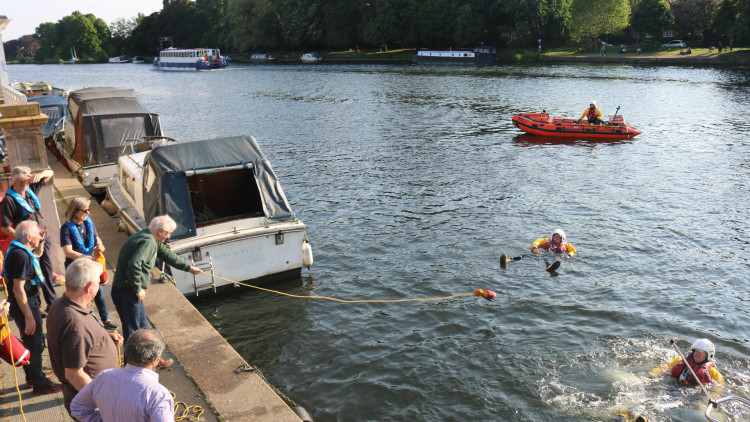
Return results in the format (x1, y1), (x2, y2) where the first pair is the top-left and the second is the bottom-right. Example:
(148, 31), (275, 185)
(1, 1), (163, 41)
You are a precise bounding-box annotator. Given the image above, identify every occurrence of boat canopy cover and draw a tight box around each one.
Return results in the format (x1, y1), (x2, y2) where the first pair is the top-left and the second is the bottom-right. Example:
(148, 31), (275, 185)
(28, 96), (67, 138)
(142, 135), (296, 240)
(66, 87), (163, 167)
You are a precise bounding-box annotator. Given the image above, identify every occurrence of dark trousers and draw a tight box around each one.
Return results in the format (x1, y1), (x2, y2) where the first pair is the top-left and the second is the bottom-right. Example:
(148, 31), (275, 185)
(111, 286), (149, 341)
(93, 285), (109, 321)
(39, 236), (58, 307)
(10, 295), (45, 385)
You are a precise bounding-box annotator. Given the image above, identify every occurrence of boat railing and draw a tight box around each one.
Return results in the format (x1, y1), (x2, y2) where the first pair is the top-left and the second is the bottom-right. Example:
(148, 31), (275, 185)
(191, 252), (217, 296)
(705, 396), (750, 422)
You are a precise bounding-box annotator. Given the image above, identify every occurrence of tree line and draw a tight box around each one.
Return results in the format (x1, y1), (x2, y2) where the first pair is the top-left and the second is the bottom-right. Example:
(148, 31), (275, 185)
(4, 0), (749, 62)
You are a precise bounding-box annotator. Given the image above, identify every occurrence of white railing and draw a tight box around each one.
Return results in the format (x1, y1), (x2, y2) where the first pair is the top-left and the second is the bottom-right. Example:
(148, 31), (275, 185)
(1, 84), (27, 104)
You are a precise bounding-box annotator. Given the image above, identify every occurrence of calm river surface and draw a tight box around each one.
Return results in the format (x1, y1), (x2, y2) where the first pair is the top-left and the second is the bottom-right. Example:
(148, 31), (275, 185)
(9, 62), (750, 421)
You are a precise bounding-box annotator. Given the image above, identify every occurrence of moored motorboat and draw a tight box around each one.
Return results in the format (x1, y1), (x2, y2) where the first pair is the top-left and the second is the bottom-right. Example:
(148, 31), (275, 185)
(300, 52), (323, 62)
(107, 135), (312, 297)
(512, 111), (641, 139)
(59, 87), (165, 193)
(108, 55), (130, 63)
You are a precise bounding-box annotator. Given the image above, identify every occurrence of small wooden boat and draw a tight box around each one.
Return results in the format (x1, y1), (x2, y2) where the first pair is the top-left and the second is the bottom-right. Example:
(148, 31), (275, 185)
(512, 112), (641, 139)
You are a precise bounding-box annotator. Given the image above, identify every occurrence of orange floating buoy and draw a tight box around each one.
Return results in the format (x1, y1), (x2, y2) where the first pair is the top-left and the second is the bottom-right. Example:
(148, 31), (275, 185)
(474, 288), (497, 301)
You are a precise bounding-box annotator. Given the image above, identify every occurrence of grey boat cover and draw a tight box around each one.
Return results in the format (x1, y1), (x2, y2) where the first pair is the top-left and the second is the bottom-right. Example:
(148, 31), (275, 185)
(142, 135), (296, 240)
(66, 87), (163, 167)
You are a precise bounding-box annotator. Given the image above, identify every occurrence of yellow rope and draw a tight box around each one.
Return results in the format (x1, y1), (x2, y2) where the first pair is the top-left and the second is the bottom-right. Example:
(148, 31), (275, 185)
(197, 271), (475, 303)
(171, 391), (205, 421)
(114, 329), (124, 368)
(2, 279), (27, 422)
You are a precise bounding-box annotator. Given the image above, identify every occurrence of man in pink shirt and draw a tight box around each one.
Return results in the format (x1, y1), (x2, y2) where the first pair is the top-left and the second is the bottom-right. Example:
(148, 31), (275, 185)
(70, 329), (174, 422)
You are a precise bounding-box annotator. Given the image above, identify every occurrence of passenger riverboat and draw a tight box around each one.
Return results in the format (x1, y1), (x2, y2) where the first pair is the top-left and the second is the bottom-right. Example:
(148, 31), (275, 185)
(58, 87), (165, 193)
(107, 135), (313, 297)
(413, 46), (497, 63)
(153, 47), (228, 71)
(512, 111), (641, 139)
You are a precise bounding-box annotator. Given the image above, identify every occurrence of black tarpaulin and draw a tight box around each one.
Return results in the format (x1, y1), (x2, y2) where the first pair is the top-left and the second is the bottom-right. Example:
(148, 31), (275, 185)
(142, 135), (296, 240)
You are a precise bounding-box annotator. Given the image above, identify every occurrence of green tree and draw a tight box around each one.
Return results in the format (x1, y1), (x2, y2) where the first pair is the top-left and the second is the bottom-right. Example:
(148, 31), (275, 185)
(705, 0), (737, 44)
(730, 0), (750, 44)
(670, 0), (718, 41)
(110, 17), (138, 54)
(568, 0), (630, 48)
(496, 0), (571, 47)
(363, 0), (409, 48)
(321, 0), (360, 49)
(228, 0), (283, 51)
(4, 35), (41, 62)
(631, 0), (675, 38)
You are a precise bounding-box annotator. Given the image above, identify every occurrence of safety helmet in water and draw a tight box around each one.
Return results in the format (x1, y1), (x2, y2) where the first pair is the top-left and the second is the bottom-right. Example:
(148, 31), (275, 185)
(690, 338), (715, 361)
(550, 229), (566, 245)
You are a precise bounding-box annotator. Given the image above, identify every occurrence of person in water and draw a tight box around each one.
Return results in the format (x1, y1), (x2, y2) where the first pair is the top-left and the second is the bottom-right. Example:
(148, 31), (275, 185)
(578, 102), (603, 125)
(651, 338), (723, 385)
(669, 338), (723, 385)
(530, 229), (577, 259)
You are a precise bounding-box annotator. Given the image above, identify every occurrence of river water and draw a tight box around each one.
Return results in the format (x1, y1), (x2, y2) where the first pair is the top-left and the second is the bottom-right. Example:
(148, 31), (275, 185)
(8, 62), (750, 421)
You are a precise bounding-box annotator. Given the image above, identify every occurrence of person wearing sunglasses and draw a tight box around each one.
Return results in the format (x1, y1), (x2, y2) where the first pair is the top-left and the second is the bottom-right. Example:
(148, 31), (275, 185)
(60, 197), (117, 330)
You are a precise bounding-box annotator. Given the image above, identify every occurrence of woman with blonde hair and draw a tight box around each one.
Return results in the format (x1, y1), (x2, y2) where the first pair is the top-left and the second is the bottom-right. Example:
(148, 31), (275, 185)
(60, 197), (117, 329)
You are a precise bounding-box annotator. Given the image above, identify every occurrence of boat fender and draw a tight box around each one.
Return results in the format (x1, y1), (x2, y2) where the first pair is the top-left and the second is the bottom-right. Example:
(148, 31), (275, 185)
(302, 240), (314, 269)
(0, 324), (31, 367)
(292, 406), (313, 422)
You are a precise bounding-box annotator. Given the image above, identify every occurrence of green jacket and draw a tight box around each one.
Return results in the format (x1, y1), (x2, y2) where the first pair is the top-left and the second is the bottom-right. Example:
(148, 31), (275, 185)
(112, 228), (191, 294)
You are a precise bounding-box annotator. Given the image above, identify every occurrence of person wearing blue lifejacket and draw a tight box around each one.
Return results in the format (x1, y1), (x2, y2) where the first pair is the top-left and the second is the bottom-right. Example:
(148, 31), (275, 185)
(2, 220), (63, 394)
(1, 166), (58, 310)
(577, 101), (603, 125)
(60, 196), (118, 330)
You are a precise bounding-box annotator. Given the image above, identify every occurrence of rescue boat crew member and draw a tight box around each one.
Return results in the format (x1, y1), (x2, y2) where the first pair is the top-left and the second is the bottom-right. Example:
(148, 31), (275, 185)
(578, 101), (603, 124)
(668, 338), (723, 385)
(531, 229), (577, 259)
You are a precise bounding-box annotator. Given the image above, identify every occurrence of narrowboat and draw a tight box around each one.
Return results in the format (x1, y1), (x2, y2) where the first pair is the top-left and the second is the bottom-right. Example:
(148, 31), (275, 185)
(413, 46), (497, 63)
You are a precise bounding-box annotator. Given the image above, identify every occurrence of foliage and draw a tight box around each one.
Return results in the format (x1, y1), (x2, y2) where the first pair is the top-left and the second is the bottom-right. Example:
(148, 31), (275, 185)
(631, 0), (675, 38)
(568, 0), (630, 46)
(705, 0), (737, 43)
(3, 35), (41, 62)
(33, 11), (110, 61)
(670, 0), (718, 41)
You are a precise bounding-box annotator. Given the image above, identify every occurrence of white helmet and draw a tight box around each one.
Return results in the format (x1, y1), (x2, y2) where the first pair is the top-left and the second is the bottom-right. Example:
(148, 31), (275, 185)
(690, 338), (716, 361)
(550, 229), (566, 244)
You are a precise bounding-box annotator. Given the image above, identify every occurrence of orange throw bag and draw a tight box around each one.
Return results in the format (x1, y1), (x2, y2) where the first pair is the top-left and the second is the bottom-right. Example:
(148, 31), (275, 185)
(95, 251), (108, 285)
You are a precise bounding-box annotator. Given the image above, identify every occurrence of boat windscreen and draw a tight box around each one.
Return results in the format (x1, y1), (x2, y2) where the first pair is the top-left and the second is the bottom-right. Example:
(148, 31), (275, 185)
(187, 168), (265, 227)
(96, 115), (152, 163)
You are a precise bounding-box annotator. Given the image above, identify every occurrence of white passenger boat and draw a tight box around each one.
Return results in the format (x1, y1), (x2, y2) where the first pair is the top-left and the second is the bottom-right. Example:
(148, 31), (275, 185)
(107, 135), (312, 297)
(153, 47), (228, 71)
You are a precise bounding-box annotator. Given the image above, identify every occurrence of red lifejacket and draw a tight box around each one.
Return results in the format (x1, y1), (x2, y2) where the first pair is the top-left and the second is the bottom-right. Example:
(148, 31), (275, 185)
(541, 240), (567, 254)
(587, 109), (599, 122)
(671, 355), (715, 385)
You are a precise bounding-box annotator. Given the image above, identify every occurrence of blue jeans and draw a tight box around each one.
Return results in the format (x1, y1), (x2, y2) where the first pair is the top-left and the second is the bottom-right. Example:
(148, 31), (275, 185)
(111, 286), (149, 341)
(93, 285), (110, 321)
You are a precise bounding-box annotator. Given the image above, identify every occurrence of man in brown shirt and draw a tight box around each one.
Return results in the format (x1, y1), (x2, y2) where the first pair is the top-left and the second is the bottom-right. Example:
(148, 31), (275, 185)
(46, 258), (122, 415)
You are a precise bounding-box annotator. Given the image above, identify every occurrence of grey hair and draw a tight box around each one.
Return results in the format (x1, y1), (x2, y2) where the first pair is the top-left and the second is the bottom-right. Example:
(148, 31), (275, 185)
(15, 220), (39, 242)
(11, 166), (31, 182)
(124, 329), (166, 366)
(65, 196), (92, 221)
(148, 215), (177, 233)
(64, 257), (103, 292)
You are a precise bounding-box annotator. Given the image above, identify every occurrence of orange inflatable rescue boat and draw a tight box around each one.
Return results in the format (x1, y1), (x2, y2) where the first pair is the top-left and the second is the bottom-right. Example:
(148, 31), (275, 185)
(512, 111), (641, 139)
